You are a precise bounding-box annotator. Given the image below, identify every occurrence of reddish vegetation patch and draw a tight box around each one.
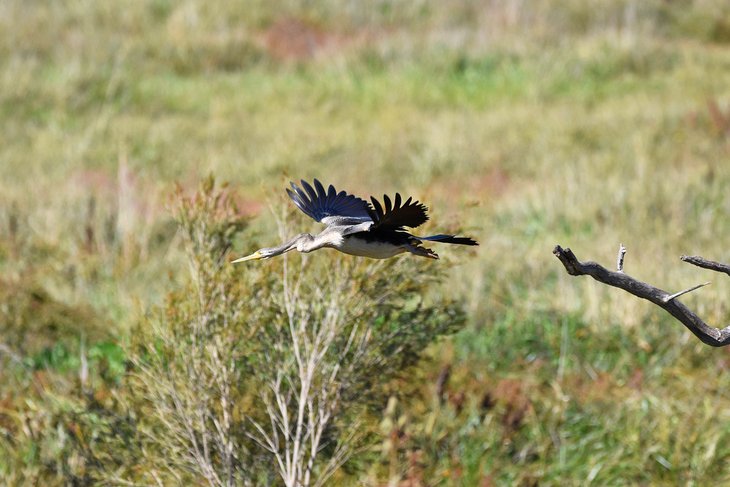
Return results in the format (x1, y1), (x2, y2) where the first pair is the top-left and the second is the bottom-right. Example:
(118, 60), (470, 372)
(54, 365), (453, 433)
(32, 370), (50, 394)
(231, 193), (264, 217)
(628, 368), (644, 391)
(400, 449), (425, 487)
(447, 390), (466, 414)
(562, 371), (642, 404)
(70, 163), (151, 214)
(439, 166), (511, 209)
(686, 98), (730, 154)
(262, 17), (335, 62)
(71, 169), (117, 196)
(706, 98), (730, 138)
(474, 167), (511, 199)
(258, 15), (378, 63)
(0, 396), (15, 433)
(174, 179), (262, 219)
(491, 378), (531, 435)
(69, 160), (168, 258)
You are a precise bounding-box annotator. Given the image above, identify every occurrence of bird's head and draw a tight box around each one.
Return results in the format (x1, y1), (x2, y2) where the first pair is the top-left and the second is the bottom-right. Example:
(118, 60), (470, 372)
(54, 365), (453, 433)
(231, 234), (311, 263)
(231, 247), (278, 263)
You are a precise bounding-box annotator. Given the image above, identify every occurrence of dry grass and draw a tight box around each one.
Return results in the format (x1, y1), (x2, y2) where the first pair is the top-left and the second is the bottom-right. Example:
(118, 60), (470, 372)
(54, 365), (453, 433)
(2, 0), (730, 484)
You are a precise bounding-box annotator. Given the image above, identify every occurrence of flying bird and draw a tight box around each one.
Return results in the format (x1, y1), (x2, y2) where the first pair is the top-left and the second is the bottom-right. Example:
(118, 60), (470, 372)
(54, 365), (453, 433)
(232, 179), (478, 262)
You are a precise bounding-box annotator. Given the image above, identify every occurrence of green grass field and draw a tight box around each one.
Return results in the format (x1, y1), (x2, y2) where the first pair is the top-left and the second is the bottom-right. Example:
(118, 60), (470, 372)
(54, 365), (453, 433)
(2, 1), (730, 484)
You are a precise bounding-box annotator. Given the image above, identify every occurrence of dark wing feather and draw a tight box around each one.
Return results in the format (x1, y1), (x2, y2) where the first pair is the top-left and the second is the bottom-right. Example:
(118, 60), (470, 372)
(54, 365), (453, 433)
(368, 192), (429, 230)
(287, 179), (373, 225)
(419, 234), (479, 246)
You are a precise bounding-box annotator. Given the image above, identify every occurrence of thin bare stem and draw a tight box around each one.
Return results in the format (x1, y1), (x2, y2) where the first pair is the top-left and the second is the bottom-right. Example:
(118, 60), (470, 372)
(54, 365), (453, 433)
(616, 243), (626, 272)
(663, 282), (711, 303)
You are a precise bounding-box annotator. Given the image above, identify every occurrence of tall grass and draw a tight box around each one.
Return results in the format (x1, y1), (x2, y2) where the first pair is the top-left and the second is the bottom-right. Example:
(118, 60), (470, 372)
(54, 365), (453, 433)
(1, 0), (730, 484)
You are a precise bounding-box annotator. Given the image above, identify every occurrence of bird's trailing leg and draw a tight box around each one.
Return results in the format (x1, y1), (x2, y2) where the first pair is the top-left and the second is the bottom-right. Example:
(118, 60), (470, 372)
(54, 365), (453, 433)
(405, 243), (439, 260)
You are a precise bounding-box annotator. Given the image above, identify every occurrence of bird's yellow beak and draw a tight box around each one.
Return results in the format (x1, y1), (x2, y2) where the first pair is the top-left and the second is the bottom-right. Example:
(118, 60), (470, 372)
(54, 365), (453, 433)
(231, 251), (263, 263)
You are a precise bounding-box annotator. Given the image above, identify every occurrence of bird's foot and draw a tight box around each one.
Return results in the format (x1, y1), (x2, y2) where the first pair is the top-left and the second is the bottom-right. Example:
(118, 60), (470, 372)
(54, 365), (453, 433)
(406, 244), (439, 260)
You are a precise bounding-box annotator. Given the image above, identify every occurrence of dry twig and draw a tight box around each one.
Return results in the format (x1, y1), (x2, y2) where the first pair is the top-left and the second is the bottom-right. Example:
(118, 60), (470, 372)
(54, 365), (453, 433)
(553, 245), (730, 347)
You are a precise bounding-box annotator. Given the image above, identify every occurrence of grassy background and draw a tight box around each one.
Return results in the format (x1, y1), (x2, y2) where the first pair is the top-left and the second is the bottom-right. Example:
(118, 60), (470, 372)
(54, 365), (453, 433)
(2, 0), (730, 484)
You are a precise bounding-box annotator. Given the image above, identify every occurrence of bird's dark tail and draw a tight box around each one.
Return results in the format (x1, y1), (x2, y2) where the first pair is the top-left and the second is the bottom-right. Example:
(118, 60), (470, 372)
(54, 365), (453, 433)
(419, 234), (478, 246)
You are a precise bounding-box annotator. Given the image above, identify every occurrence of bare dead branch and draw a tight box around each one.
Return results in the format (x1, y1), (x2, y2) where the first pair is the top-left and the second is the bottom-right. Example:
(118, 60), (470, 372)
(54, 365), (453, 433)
(681, 255), (730, 277)
(553, 245), (730, 347)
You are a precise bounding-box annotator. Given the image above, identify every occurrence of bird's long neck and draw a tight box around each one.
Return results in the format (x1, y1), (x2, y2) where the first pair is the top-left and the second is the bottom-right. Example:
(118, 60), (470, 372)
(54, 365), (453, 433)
(270, 233), (315, 256)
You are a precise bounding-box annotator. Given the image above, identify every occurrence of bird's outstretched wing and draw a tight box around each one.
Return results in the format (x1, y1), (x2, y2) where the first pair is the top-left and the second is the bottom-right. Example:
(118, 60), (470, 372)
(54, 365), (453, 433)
(368, 193), (429, 230)
(287, 179), (374, 226)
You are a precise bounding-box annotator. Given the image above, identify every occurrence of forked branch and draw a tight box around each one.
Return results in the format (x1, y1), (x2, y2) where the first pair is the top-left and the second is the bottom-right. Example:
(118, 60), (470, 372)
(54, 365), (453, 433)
(553, 245), (730, 347)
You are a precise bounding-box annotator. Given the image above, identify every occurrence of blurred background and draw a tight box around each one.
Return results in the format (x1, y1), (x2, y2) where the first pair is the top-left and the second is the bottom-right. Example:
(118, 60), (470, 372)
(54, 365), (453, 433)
(1, 0), (730, 484)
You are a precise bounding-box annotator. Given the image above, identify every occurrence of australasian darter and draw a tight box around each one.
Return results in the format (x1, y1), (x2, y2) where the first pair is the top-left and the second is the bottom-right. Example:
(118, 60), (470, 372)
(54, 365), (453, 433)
(232, 179), (478, 262)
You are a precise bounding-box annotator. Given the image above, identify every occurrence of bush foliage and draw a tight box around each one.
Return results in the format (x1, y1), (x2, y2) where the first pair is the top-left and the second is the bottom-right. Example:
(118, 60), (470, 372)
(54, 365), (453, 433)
(0, 178), (464, 485)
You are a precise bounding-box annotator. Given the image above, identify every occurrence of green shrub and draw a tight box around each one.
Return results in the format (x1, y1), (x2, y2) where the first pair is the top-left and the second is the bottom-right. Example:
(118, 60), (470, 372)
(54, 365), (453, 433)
(122, 177), (464, 485)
